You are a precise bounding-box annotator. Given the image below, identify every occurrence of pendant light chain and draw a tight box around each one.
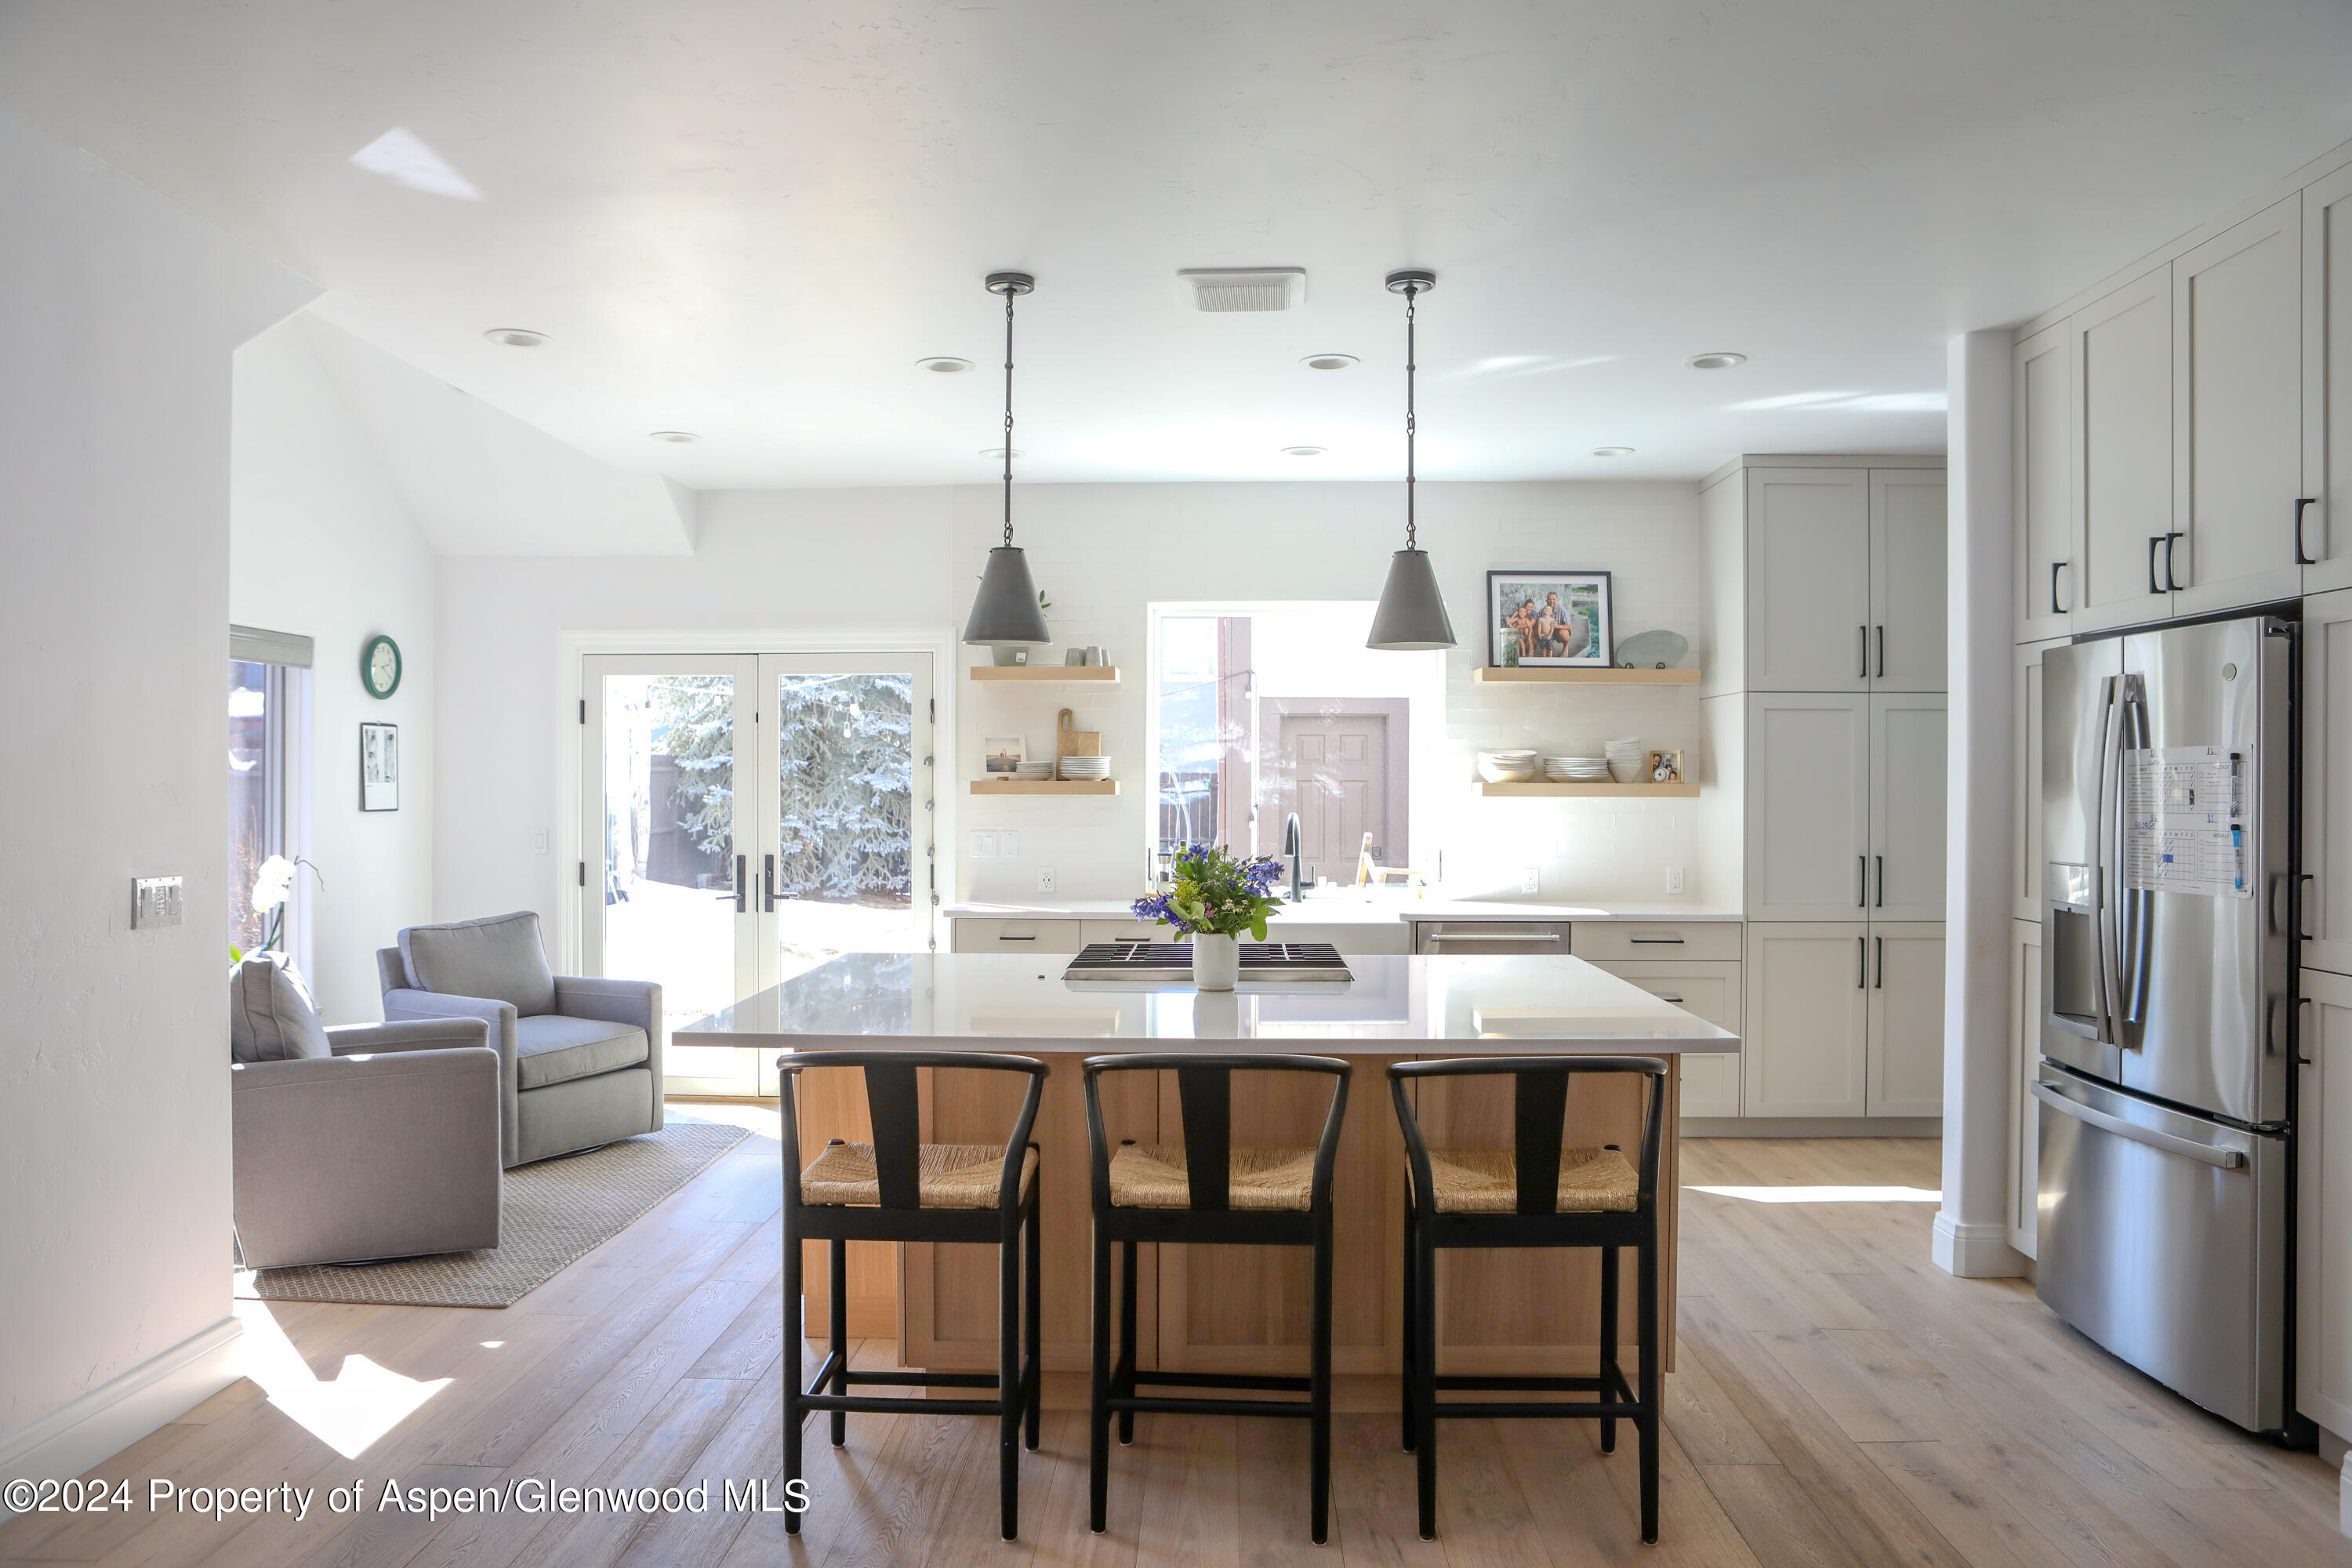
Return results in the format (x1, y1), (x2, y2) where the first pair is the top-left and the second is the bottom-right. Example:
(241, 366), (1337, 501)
(1001, 285), (1017, 549)
(1403, 281), (1420, 550)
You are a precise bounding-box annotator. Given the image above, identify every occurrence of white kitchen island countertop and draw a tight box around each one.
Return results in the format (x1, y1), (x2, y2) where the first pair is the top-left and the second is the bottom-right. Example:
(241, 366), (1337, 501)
(939, 898), (1740, 925)
(675, 952), (1740, 1056)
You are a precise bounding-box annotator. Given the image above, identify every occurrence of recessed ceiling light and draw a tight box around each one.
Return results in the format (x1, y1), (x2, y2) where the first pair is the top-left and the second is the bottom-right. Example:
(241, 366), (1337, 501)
(1301, 354), (1359, 371)
(484, 328), (548, 347)
(1686, 351), (1747, 371)
(918, 356), (975, 373)
(1592, 446), (1635, 457)
(1282, 446), (1327, 457)
(979, 447), (1025, 459)
(649, 430), (699, 444)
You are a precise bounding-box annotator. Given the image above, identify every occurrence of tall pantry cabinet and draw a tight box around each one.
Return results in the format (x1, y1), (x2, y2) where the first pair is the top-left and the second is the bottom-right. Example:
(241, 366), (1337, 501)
(1699, 456), (1950, 1122)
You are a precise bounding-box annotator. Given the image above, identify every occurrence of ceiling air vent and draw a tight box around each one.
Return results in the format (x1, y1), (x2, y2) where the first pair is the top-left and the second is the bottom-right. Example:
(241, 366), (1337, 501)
(1179, 267), (1306, 313)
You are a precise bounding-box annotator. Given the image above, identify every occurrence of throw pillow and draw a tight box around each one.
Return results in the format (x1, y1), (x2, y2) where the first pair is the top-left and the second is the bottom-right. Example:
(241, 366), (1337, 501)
(228, 956), (332, 1062)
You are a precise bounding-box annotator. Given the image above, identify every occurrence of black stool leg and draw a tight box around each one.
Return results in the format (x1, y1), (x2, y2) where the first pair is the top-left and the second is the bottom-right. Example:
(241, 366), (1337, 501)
(1024, 1197), (1043, 1451)
(782, 1225), (804, 1535)
(1599, 1243), (1620, 1455)
(828, 1236), (848, 1447)
(1000, 1218), (1021, 1540)
(1090, 1226), (1112, 1534)
(1117, 1240), (1138, 1446)
(1399, 1203), (1417, 1452)
(1637, 1214), (1660, 1544)
(1414, 1228), (1439, 1541)
(1310, 1215), (1334, 1545)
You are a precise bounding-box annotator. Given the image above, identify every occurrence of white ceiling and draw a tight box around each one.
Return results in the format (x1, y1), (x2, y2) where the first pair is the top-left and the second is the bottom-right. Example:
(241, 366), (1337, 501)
(4, 1), (2350, 489)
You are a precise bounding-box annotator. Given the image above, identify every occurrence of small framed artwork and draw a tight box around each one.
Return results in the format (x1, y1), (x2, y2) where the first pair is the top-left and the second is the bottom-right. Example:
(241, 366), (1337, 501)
(1646, 749), (1685, 785)
(982, 736), (1026, 776)
(360, 722), (399, 811)
(1488, 570), (1613, 668)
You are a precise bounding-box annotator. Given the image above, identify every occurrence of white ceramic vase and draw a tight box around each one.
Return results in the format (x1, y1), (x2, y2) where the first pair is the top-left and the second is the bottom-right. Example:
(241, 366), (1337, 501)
(1191, 932), (1240, 992)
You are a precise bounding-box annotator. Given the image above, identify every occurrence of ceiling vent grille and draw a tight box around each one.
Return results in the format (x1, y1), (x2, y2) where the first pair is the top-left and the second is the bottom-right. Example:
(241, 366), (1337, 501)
(1179, 267), (1306, 313)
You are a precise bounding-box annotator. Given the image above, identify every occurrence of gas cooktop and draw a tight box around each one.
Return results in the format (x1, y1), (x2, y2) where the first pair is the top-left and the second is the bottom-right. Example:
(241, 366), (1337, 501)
(1062, 942), (1353, 982)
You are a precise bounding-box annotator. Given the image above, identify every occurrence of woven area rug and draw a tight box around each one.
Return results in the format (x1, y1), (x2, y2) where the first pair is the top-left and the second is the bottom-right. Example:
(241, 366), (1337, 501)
(237, 1120), (753, 1308)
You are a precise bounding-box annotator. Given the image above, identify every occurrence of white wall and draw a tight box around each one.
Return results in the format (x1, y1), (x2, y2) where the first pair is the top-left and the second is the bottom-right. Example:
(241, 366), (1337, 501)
(0, 107), (311, 1484)
(434, 487), (956, 930)
(230, 317), (438, 1022)
(437, 476), (1708, 938)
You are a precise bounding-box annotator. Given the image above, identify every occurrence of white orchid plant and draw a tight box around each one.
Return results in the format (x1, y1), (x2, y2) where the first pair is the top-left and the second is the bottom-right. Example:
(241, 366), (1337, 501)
(233, 854), (323, 965)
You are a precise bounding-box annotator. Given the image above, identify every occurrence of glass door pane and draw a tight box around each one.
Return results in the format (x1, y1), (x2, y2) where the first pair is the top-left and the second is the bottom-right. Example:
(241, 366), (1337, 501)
(583, 656), (758, 1094)
(760, 653), (935, 995)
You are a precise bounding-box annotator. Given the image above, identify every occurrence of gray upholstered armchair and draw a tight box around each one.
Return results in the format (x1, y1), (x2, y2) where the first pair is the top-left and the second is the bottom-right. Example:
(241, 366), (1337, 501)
(230, 960), (502, 1269)
(377, 910), (664, 1168)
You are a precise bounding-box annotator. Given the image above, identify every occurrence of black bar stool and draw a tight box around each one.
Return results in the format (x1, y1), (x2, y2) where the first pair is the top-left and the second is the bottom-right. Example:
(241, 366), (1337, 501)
(1081, 1052), (1352, 1543)
(776, 1049), (1047, 1541)
(1388, 1054), (1668, 1544)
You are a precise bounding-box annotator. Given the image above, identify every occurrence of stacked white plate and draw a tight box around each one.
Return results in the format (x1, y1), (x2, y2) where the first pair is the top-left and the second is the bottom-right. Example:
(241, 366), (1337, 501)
(1603, 737), (1646, 784)
(1059, 756), (1112, 782)
(1009, 760), (1054, 781)
(1475, 748), (1540, 784)
(1543, 755), (1610, 781)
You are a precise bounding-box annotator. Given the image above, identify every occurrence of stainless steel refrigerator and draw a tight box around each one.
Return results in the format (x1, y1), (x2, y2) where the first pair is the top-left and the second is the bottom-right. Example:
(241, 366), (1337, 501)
(2038, 612), (2296, 1435)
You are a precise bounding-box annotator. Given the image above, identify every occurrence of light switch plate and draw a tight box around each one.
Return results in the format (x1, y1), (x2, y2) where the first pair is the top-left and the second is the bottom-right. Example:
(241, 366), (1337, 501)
(532, 830), (548, 855)
(1000, 831), (1019, 858)
(132, 876), (183, 929)
(971, 830), (1000, 858)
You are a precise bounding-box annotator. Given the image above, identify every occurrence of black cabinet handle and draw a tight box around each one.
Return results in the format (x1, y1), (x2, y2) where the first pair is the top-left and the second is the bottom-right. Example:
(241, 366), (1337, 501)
(2163, 532), (2185, 592)
(1858, 855), (1867, 909)
(1875, 626), (1885, 678)
(1857, 935), (1867, 988)
(2050, 561), (2069, 615)
(732, 854), (747, 913)
(1875, 936), (1885, 989)
(1875, 855), (1885, 909)
(1858, 626), (1869, 680)
(2296, 498), (2319, 566)
(2299, 871), (2317, 941)
(2149, 535), (2166, 595)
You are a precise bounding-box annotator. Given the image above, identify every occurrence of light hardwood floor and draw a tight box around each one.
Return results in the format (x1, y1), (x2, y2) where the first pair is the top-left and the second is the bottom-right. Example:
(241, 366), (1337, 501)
(6, 1114), (2348, 1566)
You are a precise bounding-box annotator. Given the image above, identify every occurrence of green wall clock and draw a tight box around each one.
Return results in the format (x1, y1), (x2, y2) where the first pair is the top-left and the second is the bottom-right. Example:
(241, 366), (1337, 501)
(361, 633), (402, 699)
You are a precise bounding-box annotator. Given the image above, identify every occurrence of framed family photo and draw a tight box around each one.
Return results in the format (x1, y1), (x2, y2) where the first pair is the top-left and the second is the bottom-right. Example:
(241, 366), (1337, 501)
(360, 722), (399, 811)
(1487, 570), (1613, 668)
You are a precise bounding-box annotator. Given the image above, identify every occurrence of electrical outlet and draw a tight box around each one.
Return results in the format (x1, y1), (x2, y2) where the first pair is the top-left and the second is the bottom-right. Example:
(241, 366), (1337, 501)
(132, 876), (184, 929)
(1666, 866), (1684, 895)
(971, 830), (1000, 858)
(1000, 831), (1019, 858)
(1519, 866), (1541, 895)
(1037, 866), (1057, 895)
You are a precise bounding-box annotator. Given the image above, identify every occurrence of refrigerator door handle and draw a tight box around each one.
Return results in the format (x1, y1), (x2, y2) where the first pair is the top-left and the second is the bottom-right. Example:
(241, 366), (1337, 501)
(2094, 676), (2125, 1044)
(2031, 1082), (2248, 1170)
(2118, 680), (2152, 1029)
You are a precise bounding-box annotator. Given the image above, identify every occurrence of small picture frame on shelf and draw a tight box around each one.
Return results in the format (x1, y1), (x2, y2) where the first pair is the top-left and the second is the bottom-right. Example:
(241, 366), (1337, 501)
(360, 721), (399, 811)
(1488, 570), (1612, 668)
(1646, 749), (1684, 785)
(982, 736), (1026, 775)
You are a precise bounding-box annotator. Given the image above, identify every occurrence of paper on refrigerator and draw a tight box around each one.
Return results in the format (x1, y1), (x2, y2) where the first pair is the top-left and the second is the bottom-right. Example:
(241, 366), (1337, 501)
(2122, 745), (2252, 898)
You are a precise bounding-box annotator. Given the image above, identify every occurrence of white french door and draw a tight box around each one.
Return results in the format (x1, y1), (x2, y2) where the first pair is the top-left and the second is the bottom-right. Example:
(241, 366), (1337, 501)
(580, 651), (936, 1094)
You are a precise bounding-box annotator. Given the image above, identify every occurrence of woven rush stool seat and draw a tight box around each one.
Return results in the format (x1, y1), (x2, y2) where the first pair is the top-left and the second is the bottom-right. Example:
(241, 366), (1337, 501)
(801, 1142), (1038, 1209)
(1108, 1143), (1316, 1211)
(1419, 1145), (1638, 1214)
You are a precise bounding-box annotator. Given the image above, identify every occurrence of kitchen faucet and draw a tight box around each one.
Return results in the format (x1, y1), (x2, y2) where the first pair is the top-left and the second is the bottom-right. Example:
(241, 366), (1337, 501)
(1282, 812), (1304, 902)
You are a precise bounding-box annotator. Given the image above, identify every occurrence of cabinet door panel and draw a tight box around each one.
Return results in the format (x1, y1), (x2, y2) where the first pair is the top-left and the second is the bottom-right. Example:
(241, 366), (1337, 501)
(2013, 641), (2063, 924)
(1746, 694), (1870, 920)
(1869, 469), (1947, 691)
(1743, 924), (1869, 1118)
(2307, 590), (2352, 978)
(2016, 322), (2078, 641)
(1866, 923), (1944, 1116)
(1747, 468), (1871, 691)
(2009, 920), (2042, 1258)
(2074, 268), (2176, 633)
(2296, 970), (2352, 1436)
(2309, 165), (2352, 594)
(2174, 196), (2305, 617)
(1589, 960), (1742, 1117)
(1870, 694), (1947, 920)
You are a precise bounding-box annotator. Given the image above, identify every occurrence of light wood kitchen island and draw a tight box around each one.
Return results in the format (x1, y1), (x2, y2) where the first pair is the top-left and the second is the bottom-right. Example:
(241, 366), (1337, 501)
(677, 952), (1738, 1408)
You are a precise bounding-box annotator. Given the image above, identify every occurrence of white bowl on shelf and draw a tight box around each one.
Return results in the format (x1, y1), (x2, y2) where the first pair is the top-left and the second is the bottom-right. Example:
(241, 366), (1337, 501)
(1475, 750), (1540, 784)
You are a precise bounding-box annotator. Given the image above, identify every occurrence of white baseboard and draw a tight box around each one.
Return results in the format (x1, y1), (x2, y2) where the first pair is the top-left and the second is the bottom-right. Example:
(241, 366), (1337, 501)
(1931, 1214), (2031, 1279)
(1682, 1117), (1942, 1138)
(0, 1317), (243, 1513)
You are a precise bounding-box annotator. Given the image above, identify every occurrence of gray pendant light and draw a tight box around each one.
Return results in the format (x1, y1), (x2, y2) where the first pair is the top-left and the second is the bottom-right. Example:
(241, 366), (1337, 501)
(1366, 269), (1457, 651)
(962, 271), (1053, 648)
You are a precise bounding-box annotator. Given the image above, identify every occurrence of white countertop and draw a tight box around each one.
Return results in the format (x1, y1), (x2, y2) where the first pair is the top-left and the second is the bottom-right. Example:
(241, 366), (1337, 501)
(940, 898), (1740, 925)
(674, 952), (1740, 1056)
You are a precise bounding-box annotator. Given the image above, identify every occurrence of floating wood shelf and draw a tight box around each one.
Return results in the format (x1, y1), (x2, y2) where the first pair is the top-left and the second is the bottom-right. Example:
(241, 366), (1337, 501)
(969, 666), (1120, 683)
(970, 779), (1120, 796)
(1472, 666), (1700, 684)
(1477, 782), (1700, 798)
